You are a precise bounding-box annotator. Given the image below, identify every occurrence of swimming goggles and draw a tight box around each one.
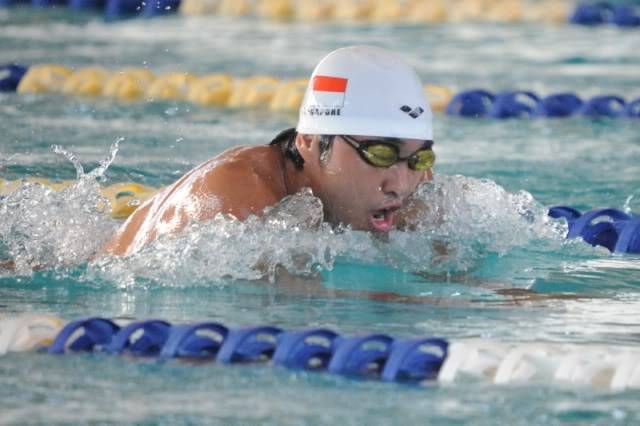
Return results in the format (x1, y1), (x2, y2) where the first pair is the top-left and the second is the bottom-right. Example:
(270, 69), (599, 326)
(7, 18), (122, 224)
(340, 135), (435, 171)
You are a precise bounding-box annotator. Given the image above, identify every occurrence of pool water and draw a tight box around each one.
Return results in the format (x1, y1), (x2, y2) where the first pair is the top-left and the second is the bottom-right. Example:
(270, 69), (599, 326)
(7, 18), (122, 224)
(1, 7), (640, 425)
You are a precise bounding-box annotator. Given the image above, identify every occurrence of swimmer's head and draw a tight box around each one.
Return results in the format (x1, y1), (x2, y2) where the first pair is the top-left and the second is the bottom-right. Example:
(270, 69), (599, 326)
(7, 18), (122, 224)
(297, 45), (433, 140)
(272, 46), (435, 233)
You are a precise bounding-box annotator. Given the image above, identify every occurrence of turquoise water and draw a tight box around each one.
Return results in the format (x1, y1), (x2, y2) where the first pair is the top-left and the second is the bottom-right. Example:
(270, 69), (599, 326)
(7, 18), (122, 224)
(1, 8), (640, 425)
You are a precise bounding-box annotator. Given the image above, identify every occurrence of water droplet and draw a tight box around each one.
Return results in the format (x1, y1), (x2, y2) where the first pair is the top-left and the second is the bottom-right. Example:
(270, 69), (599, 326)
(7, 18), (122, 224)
(164, 107), (179, 116)
(623, 195), (634, 214)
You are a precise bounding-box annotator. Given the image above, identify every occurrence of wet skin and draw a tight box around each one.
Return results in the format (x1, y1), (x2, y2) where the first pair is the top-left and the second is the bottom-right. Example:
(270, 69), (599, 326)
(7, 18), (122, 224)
(101, 134), (432, 257)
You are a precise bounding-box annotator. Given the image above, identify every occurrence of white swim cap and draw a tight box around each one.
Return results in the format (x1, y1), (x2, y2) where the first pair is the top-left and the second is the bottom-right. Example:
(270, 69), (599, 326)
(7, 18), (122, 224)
(296, 45), (433, 140)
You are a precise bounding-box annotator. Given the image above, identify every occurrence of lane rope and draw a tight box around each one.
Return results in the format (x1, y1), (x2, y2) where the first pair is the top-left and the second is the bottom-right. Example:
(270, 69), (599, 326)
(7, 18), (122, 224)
(1, 314), (639, 390)
(549, 206), (640, 254)
(5, 0), (638, 28)
(0, 178), (158, 219)
(2, 0), (639, 28)
(446, 89), (640, 119)
(2, 64), (639, 119)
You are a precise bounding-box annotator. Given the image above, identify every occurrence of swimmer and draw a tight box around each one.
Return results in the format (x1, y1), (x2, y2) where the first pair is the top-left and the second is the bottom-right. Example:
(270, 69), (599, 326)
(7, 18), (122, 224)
(102, 45), (436, 257)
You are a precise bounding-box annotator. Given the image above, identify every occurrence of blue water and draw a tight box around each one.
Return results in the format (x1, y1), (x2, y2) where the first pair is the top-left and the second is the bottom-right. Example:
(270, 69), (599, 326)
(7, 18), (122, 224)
(1, 7), (640, 425)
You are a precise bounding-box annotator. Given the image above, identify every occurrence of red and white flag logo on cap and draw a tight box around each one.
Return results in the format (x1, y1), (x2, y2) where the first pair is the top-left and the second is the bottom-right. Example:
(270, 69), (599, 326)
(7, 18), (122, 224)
(311, 75), (348, 108)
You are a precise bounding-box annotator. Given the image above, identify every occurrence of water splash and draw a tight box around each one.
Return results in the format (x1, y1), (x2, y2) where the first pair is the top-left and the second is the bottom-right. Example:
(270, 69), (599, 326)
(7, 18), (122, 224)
(623, 195), (635, 215)
(0, 141), (121, 276)
(1, 150), (568, 283)
(91, 188), (345, 287)
(51, 137), (122, 182)
(391, 174), (568, 272)
(92, 175), (567, 287)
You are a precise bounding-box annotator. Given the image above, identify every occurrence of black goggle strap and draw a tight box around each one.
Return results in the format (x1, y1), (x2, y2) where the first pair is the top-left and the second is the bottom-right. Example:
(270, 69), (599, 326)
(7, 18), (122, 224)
(270, 127), (305, 169)
(269, 127), (297, 145)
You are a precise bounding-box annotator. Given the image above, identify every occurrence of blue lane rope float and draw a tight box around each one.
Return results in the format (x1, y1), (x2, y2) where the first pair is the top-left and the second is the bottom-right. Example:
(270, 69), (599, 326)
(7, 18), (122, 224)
(159, 322), (228, 359)
(489, 90), (540, 119)
(549, 206), (640, 254)
(0, 0), (179, 18)
(28, 316), (450, 385)
(47, 317), (120, 354)
(381, 338), (449, 383)
(570, 2), (640, 27)
(3, 315), (639, 389)
(445, 89), (495, 118)
(215, 326), (282, 364)
(625, 98), (640, 117)
(106, 320), (171, 356)
(534, 93), (584, 117)
(578, 95), (627, 118)
(0, 64), (27, 92)
(447, 89), (640, 119)
(69, 0), (106, 11)
(272, 328), (338, 370)
(327, 334), (394, 378)
(104, 0), (146, 20)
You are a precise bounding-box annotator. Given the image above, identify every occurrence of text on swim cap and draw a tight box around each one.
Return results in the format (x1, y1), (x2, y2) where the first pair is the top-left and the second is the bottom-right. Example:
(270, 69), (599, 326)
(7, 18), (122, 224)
(305, 107), (342, 116)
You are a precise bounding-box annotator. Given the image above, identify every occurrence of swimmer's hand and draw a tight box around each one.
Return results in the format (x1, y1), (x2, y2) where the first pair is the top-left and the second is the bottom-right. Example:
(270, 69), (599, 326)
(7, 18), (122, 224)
(0, 259), (48, 273)
(395, 196), (429, 231)
(394, 196), (450, 263)
(0, 259), (15, 271)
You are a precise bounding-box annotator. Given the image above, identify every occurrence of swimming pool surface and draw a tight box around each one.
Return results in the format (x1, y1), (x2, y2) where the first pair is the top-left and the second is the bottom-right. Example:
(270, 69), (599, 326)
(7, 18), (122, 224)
(1, 6), (640, 425)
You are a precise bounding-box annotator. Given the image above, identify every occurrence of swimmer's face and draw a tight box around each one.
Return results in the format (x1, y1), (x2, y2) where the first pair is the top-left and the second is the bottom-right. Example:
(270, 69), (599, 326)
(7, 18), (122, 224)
(296, 134), (432, 232)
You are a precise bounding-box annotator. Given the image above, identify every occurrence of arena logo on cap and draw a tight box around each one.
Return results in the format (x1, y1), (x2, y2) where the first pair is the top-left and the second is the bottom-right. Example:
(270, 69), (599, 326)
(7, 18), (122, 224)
(306, 75), (348, 116)
(400, 105), (424, 119)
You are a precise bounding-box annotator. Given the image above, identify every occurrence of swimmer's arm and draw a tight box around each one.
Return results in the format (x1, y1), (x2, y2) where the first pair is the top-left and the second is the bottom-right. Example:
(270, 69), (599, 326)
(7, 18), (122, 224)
(0, 259), (15, 271)
(100, 201), (154, 256)
(0, 259), (48, 273)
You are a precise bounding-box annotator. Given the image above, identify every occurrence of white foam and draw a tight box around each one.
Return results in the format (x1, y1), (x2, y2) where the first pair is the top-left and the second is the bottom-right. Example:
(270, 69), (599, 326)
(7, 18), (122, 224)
(0, 142), (120, 275)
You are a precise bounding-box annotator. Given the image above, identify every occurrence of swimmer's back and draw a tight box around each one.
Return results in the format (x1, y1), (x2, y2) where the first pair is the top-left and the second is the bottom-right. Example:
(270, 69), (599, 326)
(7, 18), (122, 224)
(102, 145), (287, 256)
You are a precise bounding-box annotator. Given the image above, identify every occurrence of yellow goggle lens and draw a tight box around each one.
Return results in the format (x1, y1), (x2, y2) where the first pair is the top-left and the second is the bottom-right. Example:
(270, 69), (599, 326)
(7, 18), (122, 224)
(411, 149), (436, 171)
(364, 144), (398, 167)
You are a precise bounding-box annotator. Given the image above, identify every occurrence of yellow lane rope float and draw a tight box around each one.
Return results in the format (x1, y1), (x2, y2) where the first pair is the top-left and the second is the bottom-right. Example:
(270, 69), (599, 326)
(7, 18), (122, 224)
(0, 178), (159, 219)
(16, 64), (72, 95)
(176, 0), (573, 24)
(99, 182), (159, 219)
(14, 64), (454, 113)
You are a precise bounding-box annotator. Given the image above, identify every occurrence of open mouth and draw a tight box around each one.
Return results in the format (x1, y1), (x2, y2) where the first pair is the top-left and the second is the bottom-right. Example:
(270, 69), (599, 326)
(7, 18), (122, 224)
(369, 207), (398, 232)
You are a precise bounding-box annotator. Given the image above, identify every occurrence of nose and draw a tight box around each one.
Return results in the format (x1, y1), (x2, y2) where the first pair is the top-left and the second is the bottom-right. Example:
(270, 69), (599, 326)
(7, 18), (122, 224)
(379, 163), (417, 199)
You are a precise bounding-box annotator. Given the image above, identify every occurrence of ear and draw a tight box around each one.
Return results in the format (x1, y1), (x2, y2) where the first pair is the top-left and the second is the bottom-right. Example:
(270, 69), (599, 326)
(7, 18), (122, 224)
(295, 134), (318, 164)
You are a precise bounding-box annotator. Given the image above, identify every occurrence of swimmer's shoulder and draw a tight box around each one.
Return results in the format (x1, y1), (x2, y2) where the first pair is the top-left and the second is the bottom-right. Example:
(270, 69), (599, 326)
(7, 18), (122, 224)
(209, 144), (282, 174)
(101, 145), (286, 256)
(194, 145), (287, 219)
